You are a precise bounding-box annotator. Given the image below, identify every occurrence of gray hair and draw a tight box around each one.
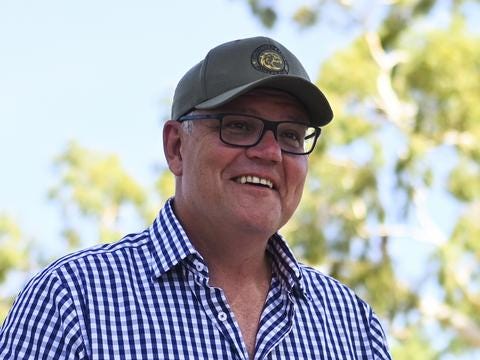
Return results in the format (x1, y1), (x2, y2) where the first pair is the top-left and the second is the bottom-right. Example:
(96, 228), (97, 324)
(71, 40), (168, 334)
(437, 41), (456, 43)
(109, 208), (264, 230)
(181, 119), (194, 134)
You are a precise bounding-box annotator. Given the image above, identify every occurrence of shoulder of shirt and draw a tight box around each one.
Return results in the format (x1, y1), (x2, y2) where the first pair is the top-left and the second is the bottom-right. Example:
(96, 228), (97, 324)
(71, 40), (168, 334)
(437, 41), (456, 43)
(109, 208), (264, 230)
(23, 228), (151, 288)
(298, 262), (370, 309)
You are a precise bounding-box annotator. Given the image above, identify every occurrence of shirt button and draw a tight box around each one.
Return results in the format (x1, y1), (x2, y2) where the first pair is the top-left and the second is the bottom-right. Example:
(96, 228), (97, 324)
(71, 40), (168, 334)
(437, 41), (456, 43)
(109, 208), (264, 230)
(217, 312), (227, 321)
(195, 261), (204, 272)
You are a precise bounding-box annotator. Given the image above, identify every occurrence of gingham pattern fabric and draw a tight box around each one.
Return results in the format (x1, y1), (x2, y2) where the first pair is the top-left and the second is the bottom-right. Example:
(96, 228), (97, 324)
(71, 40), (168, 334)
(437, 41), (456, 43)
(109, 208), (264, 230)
(0, 199), (391, 359)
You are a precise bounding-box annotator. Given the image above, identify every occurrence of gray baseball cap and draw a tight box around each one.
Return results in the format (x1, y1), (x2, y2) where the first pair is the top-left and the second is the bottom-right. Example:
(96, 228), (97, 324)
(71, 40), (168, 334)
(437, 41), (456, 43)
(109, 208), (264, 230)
(171, 36), (333, 126)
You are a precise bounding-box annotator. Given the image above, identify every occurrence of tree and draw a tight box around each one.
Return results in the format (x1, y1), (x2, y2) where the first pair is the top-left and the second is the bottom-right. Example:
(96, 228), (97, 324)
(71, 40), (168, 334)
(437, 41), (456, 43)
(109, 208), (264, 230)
(48, 141), (159, 247)
(0, 215), (31, 321)
(243, 0), (480, 357)
(1, 1), (479, 358)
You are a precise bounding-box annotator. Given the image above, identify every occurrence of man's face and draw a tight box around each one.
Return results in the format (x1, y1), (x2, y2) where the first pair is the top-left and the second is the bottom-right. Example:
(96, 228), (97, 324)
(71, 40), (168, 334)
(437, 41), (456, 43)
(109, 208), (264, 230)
(170, 89), (310, 237)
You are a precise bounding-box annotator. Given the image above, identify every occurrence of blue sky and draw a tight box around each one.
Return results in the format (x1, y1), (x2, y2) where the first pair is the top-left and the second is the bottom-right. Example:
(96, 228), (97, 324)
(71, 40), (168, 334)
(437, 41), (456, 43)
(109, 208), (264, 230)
(0, 0), (349, 249)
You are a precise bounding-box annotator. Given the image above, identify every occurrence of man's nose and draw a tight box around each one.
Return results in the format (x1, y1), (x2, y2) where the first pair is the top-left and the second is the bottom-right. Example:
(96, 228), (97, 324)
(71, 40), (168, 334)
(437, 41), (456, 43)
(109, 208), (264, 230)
(245, 129), (282, 162)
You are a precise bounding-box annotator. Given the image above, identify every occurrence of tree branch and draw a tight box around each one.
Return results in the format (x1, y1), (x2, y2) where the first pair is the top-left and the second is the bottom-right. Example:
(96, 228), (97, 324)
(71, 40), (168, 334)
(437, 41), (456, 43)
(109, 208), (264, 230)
(364, 31), (417, 130)
(420, 297), (480, 347)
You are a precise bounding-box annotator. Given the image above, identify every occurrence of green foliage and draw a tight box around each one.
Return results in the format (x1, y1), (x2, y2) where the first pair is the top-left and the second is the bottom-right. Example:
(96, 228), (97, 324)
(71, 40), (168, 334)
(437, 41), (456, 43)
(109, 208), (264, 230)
(49, 141), (154, 245)
(246, 0), (277, 28)
(244, 0), (480, 356)
(0, 215), (30, 321)
(448, 159), (480, 202)
(321, 37), (379, 101)
(437, 206), (480, 344)
(292, 6), (317, 28)
(400, 21), (480, 139)
(0, 215), (28, 282)
(379, 0), (437, 48)
(50, 141), (147, 215)
(392, 328), (440, 360)
(155, 170), (175, 200)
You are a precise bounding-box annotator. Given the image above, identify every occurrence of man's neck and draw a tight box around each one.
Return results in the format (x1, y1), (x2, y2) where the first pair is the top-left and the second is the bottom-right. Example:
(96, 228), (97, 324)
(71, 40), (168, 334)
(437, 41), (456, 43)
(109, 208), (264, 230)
(190, 229), (272, 286)
(173, 197), (274, 284)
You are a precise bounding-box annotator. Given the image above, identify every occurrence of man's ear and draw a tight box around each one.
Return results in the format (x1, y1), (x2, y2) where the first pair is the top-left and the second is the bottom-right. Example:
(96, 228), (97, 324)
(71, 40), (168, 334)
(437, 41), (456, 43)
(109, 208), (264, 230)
(163, 120), (184, 176)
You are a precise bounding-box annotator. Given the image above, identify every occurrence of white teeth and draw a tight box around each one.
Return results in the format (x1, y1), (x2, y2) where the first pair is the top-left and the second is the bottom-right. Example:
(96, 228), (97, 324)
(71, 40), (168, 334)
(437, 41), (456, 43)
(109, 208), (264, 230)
(235, 175), (273, 189)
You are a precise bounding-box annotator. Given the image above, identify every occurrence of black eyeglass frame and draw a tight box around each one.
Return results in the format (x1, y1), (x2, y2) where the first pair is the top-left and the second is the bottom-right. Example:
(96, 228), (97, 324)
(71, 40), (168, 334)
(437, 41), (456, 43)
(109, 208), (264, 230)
(177, 113), (322, 155)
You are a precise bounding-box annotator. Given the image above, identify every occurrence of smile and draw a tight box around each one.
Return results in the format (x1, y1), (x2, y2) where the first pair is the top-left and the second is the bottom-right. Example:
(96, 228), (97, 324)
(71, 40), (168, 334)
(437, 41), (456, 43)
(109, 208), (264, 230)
(234, 175), (274, 189)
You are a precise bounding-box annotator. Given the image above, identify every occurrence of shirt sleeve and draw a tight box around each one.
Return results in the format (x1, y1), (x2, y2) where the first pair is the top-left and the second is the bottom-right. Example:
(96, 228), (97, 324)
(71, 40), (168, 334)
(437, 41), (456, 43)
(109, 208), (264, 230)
(368, 308), (392, 360)
(0, 271), (86, 359)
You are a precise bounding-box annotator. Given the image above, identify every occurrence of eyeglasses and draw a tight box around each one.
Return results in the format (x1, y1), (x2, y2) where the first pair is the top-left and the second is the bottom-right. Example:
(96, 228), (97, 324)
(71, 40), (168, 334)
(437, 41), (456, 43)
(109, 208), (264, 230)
(177, 113), (321, 155)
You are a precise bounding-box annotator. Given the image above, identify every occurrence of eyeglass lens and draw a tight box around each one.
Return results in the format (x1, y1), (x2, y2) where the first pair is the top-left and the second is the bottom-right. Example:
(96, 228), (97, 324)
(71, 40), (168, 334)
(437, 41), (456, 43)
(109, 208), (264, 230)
(220, 114), (317, 154)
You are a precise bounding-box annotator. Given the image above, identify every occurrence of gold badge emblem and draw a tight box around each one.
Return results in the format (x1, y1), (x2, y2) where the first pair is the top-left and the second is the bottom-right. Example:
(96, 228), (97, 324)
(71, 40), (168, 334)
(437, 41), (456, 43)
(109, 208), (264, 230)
(259, 50), (284, 71)
(251, 45), (289, 74)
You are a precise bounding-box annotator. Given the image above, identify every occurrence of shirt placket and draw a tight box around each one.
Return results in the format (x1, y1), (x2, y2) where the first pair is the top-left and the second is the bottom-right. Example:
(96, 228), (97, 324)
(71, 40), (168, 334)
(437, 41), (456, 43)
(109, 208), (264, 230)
(254, 277), (296, 360)
(186, 259), (249, 360)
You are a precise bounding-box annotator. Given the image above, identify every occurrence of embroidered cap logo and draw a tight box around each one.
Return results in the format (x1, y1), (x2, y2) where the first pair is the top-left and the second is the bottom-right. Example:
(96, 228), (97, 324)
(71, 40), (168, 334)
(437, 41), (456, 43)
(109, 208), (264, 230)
(251, 44), (289, 75)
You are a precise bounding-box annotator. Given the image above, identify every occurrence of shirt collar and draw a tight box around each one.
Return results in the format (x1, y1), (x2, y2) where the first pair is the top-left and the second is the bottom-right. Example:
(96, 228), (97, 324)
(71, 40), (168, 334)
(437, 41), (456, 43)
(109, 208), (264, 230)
(148, 198), (199, 278)
(267, 233), (310, 300)
(148, 198), (309, 299)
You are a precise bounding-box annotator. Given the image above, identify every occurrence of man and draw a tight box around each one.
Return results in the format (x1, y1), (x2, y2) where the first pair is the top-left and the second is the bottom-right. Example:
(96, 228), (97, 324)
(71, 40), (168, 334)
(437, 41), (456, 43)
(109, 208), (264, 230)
(0, 36), (391, 359)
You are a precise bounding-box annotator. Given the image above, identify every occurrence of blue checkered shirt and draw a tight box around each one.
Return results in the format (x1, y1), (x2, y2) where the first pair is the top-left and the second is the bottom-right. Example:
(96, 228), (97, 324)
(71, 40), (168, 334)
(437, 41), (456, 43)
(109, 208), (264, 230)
(1, 199), (391, 359)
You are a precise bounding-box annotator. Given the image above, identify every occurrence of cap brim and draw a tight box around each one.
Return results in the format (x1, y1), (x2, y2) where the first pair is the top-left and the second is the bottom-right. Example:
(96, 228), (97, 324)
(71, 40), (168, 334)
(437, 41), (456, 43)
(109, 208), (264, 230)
(195, 76), (333, 126)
